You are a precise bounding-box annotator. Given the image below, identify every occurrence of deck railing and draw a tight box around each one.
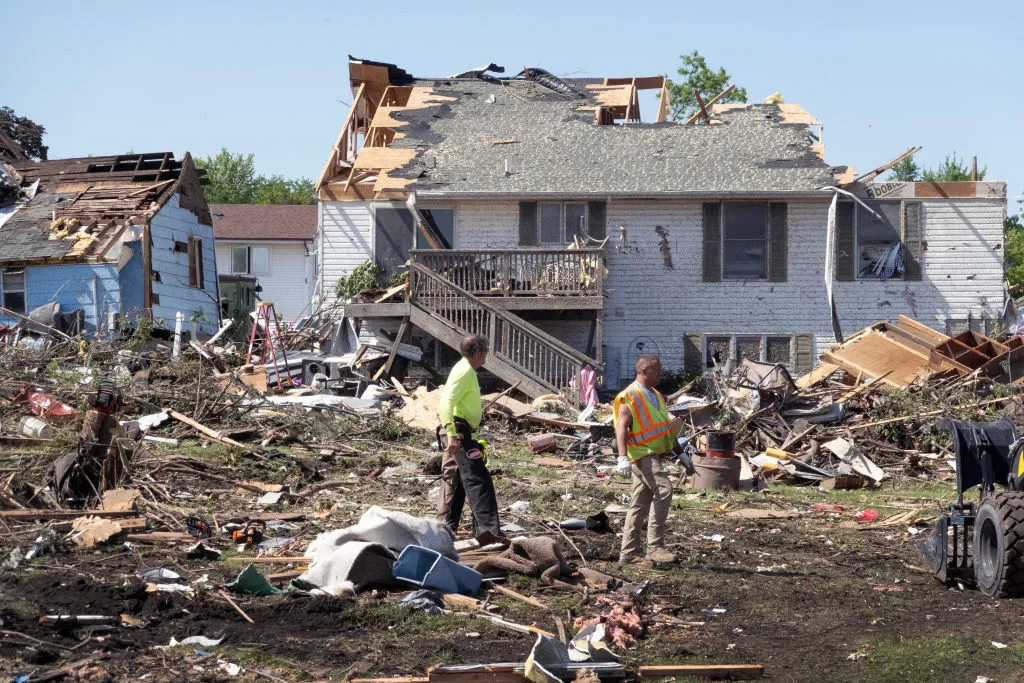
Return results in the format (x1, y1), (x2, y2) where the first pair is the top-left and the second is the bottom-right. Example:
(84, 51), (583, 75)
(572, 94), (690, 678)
(409, 263), (600, 404)
(409, 248), (603, 298)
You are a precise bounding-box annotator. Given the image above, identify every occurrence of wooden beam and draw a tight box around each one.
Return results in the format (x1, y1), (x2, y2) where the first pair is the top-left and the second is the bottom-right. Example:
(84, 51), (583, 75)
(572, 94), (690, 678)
(852, 146), (922, 184)
(693, 88), (711, 125)
(168, 410), (251, 450)
(684, 84), (736, 125)
(638, 664), (764, 679)
(383, 318), (411, 377)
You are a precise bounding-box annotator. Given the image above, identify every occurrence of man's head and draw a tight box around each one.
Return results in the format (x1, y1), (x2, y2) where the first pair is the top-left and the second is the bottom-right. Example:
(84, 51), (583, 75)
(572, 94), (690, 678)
(635, 354), (662, 388)
(461, 334), (489, 369)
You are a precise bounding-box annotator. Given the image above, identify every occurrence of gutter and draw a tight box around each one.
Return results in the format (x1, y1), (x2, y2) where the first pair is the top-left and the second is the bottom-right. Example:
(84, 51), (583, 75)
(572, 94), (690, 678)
(413, 190), (838, 201)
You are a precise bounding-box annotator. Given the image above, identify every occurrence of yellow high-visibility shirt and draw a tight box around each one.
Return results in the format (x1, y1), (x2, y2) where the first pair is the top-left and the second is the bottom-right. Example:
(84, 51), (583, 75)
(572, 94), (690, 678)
(439, 358), (481, 437)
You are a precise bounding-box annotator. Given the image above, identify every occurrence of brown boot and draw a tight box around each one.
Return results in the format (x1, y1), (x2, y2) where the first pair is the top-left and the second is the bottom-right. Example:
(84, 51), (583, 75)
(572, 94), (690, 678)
(646, 547), (675, 564)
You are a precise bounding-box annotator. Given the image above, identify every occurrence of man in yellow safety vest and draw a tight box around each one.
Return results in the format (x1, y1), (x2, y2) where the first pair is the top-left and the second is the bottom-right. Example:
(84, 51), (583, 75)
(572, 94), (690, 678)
(614, 354), (684, 565)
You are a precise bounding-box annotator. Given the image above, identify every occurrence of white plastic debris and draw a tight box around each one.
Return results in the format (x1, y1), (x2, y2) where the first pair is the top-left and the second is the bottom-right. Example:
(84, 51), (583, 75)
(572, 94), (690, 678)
(169, 636), (223, 648)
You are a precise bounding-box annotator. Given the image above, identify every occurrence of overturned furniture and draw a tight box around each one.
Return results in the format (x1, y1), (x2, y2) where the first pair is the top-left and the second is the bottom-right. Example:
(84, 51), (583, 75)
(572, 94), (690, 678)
(919, 418), (1024, 597)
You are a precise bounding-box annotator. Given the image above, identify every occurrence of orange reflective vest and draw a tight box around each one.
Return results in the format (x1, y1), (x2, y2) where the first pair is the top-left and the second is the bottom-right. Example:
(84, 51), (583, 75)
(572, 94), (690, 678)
(614, 382), (675, 462)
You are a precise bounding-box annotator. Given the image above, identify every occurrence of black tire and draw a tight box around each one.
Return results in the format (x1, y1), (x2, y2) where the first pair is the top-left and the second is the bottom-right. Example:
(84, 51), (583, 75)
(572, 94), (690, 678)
(973, 492), (1024, 597)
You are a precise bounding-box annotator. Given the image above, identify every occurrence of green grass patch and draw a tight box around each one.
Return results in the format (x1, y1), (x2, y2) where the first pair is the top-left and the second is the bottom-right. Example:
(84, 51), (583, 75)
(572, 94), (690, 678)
(853, 636), (1024, 682)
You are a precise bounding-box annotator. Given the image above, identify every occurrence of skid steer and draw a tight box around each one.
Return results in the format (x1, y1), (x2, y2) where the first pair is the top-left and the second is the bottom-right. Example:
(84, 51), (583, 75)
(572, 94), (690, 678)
(920, 418), (1024, 597)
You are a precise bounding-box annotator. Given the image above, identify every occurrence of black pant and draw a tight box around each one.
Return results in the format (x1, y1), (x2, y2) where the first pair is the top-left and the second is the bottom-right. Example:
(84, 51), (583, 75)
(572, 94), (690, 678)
(441, 434), (501, 538)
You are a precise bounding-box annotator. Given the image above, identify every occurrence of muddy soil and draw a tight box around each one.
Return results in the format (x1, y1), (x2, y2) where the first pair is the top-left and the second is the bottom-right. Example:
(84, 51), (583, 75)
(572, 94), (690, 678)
(2, 446), (1022, 682)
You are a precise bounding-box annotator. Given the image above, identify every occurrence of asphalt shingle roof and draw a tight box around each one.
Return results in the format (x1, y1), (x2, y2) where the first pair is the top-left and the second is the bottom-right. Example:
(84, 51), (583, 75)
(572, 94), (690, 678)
(387, 79), (837, 195)
(210, 204), (317, 241)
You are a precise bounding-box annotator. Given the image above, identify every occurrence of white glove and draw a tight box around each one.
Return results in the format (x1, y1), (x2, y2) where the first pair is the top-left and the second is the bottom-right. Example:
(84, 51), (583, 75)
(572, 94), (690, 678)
(616, 455), (632, 478)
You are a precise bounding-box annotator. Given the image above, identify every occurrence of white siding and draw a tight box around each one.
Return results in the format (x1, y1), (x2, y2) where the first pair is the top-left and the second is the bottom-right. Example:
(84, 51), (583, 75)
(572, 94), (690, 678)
(215, 241), (313, 323)
(149, 194), (220, 335)
(318, 201), (374, 306)
(445, 197), (1005, 383)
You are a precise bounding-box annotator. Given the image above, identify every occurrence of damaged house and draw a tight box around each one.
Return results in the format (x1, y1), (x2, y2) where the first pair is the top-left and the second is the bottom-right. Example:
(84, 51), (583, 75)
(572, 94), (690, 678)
(0, 153), (220, 335)
(314, 57), (1007, 395)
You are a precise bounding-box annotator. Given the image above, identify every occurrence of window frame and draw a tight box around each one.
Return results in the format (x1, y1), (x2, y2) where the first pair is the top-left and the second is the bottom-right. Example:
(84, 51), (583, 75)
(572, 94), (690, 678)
(704, 333), (794, 368)
(720, 202), (770, 281)
(854, 200), (903, 281)
(418, 205), (456, 249)
(537, 202), (589, 245)
(229, 245), (271, 276)
(1, 268), (26, 315)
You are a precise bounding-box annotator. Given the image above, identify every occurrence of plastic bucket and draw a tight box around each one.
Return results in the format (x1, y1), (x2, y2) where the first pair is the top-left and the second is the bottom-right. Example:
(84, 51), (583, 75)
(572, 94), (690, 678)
(692, 454), (740, 490)
(392, 545), (482, 595)
(19, 416), (54, 439)
(706, 430), (736, 458)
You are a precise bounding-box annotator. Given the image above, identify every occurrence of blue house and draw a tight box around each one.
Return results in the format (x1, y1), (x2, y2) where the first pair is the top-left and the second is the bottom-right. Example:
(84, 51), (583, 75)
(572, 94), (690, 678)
(0, 152), (220, 336)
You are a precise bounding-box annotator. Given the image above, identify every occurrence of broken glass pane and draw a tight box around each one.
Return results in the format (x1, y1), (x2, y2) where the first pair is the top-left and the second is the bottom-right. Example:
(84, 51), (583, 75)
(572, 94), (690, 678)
(706, 336), (732, 368)
(766, 337), (792, 364)
(736, 336), (762, 362)
(857, 202), (902, 279)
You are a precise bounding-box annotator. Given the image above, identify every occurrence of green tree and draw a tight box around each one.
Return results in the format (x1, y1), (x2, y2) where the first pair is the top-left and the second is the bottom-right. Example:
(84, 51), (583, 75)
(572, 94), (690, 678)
(0, 106), (47, 160)
(195, 148), (260, 203)
(254, 175), (316, 204)
(662, 51), (747, 122)
(1006, 213), (1024, 289)
(887, 156), (920, 182)
(921, 153), (986, 182)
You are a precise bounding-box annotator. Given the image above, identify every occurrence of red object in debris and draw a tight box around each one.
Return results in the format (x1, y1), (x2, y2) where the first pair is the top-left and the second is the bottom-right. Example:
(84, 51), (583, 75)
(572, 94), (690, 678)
(812, 503), (846, 513)
(856, 509), (879, 522)
(26, 389), (79, 423)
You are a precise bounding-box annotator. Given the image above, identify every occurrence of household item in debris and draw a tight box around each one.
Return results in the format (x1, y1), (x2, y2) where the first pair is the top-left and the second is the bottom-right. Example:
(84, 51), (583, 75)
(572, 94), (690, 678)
(18, 415), (54, 439)
(246, 301), (290, 390)
(706, 430), (736, 459)
(919, 418), (1024, 597)
(392, 544), (482, 595)
(527, 433), (558, 454)
(231, 520), (266, 545)
(692, 454), (740, 490)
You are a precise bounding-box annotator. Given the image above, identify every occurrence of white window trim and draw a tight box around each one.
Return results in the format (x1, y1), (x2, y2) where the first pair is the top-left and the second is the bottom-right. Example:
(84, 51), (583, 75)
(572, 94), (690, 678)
(1, 268), (27, 315)
(720, 202), (770, 281)
(229, 245), (271, 277)
(854, 200), (904, 281)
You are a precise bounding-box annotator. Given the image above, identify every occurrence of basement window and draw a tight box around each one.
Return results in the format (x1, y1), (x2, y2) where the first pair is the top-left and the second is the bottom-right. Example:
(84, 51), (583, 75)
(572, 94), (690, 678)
(1, 268), (26, 315)
(706, 334), (794, 368)
(722, 203), (768, 279)
(856, 201), (903, 279)
(231, 246), (270, 276)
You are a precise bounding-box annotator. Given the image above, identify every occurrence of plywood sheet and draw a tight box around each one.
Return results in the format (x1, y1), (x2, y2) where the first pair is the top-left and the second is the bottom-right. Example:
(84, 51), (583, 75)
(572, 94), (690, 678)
(795, 362), (840, 389)
(914, 181), (980, 198)
(777, 102), (819, 125)
(353, 147), (417, 171)
(585, 84), (633, 108)
(821, 331), (932, 388)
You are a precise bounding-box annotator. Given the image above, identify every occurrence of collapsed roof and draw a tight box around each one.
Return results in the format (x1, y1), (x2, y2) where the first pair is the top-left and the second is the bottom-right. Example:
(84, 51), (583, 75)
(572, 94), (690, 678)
(0, 152), (208, 265)
(318, 57), (845, 199)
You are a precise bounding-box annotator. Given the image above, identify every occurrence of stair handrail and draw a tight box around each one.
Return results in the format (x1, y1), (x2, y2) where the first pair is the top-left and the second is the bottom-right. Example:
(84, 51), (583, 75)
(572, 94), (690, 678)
(409, 262), (601, 370)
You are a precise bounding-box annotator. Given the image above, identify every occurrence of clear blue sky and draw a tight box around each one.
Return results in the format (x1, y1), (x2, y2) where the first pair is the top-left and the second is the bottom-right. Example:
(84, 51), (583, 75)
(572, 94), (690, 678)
(4, 0), (1022, 208)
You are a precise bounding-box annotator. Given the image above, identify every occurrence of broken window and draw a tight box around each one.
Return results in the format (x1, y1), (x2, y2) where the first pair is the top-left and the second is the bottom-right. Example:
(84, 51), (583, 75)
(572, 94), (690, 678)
(705, 336), (732, 368)
(2, 268), (26, 315)
(766, 336), (792, 364)
(230, 246), (270, 276)
(736, 336), (762, 362)
(722, 203), (767, 279)
(856, 201), (902, 279)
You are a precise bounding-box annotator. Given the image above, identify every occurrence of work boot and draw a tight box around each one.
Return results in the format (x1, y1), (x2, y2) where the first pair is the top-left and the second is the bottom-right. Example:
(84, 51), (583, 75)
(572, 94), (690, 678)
(646, 548), (676, 564)
(615, 555), (647, 568)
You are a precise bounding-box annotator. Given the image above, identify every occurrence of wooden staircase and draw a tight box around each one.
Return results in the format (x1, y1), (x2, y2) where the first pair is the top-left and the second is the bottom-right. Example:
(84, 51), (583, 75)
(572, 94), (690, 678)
(408, 263), (600, 404)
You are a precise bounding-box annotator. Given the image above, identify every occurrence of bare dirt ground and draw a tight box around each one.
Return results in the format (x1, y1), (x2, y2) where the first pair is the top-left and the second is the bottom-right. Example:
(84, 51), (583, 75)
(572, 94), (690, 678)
(3, 425), (1024, 683)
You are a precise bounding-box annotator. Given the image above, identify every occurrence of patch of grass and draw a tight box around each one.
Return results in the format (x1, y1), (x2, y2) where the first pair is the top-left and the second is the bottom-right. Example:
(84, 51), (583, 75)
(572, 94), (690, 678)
(853, 636), (1024, 683)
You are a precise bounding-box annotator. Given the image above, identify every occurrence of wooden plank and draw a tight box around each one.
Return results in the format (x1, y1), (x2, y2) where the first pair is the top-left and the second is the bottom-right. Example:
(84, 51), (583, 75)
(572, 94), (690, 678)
(344, 302), (412, 318)
(638, 664), (764, 679)
(693, 89), (711, 124)
(384, 318), (411, 377)
(795, 362), (840, 389)
(0, 509), (138, 521)
(168, 410), (251, 450)
(352, 146), (417, 171)
(914, 181), (981, 198)
(684, 85), (736, 125)
(852, 146), (922, 184)
(123, 532), (193, 543)
(489, 583), (548, 609)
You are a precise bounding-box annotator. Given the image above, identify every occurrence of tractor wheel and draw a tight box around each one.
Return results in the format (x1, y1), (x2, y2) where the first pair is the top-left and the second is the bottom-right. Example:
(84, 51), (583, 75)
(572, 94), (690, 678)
(973, 492), (1024, 597)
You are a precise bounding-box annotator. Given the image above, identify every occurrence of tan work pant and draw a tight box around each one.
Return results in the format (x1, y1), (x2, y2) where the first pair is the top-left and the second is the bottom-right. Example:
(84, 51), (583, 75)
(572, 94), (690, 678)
(620, 453), (673, 560)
